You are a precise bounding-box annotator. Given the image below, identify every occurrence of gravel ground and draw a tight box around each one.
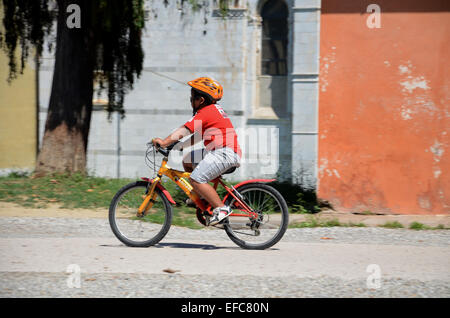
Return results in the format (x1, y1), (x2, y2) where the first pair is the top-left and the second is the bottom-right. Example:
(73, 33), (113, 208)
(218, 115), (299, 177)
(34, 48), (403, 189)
(0, 216), (449, 247)
(1, 217), (449, 298)
(1, 272), (449, 298)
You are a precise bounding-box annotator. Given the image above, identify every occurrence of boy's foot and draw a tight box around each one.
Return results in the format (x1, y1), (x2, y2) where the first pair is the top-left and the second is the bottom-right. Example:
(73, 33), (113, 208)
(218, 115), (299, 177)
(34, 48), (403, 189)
(209, 206), (232, 226)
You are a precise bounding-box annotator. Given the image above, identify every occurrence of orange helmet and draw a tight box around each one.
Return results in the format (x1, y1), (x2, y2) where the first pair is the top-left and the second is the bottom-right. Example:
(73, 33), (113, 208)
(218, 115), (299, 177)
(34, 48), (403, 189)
(187, 77), (223, 101)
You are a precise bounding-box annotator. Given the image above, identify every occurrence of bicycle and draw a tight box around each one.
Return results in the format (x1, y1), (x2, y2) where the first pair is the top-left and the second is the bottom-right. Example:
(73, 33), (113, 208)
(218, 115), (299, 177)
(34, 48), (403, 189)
(108, 141), (289, 250)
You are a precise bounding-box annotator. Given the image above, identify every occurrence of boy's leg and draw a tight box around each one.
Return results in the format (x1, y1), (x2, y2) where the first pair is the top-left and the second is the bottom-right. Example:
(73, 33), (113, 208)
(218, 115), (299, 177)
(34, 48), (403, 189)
(190, 178), (231, 226)
(189, 148), (239, 224)
(188, 149), (229, 209)
(183, 150), (205, 205)
(188, 149), (239, 206)
(189, 178), (224, 209)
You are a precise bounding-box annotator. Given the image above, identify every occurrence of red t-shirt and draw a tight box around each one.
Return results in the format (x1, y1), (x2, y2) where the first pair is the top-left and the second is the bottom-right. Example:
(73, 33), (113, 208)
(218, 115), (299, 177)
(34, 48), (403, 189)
(184, 104), (242, 157)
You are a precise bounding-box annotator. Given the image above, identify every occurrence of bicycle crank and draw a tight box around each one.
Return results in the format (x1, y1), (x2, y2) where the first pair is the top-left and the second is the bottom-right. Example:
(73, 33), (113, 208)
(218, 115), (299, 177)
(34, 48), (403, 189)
(246, 212), (266, 235)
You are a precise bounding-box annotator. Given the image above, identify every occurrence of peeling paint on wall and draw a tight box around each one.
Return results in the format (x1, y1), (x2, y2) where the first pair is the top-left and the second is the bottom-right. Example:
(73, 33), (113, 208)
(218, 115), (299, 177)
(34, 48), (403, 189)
(430, 140), (444, 162)
(400, 106), (413, 120)
(398, 60), (413, 75)
(400, 76), (430, 93)
(333, 169), (341, 179)
(319, 2), (449, 215)
(433, 167), (442, 179)
(319, 48), (336, 93)
(397, 60), (438, 121)
(318, 158), (328, 179)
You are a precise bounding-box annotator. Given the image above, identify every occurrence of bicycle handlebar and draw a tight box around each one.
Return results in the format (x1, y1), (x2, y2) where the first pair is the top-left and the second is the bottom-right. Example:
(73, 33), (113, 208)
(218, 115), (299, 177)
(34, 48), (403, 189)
(151, 140), (181, 157)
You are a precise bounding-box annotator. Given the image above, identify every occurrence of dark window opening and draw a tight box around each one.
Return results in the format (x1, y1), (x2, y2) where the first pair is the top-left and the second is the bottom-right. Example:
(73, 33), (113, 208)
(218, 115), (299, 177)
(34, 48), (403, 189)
(261, 0), (288, 76)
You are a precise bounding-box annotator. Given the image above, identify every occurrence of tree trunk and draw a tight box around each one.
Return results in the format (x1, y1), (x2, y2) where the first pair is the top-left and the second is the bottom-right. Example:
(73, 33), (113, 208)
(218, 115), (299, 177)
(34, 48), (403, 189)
(36, 0), (94, 175)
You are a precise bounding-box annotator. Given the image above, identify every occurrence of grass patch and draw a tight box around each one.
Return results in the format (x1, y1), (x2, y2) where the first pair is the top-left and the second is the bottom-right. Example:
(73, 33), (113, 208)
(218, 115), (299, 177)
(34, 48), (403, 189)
(409, 222), (449, 230)
(170, 206), (204, 229)
(289, 216), (323, 228)
(136, 206), (203, 230)
(289, 217), (448, 231)
(409, 222), (429, 230)
(322, 218), (341, 227)
(0, 172), (207, 229)
(288, 215), (367, 228)
(355, 210), (377, 215)
(379, 221), (404, 229)
(0, 172), (133, 209)
(0, 172), (194, 210)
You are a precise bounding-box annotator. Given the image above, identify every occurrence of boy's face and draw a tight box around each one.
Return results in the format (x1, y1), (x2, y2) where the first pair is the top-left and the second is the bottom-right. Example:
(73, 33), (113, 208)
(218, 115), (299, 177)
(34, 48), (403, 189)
(190, 90), (204, 111)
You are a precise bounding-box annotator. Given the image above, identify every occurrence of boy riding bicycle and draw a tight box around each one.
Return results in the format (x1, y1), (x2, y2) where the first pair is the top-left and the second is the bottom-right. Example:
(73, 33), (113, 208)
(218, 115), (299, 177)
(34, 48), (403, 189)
(152, 77), (242, 225)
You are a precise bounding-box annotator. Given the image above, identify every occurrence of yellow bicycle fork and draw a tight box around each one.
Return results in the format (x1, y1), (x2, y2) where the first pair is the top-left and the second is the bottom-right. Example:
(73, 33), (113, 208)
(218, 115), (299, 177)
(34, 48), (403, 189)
(137, 157), (205, 217)
(137, 176), (160, 217)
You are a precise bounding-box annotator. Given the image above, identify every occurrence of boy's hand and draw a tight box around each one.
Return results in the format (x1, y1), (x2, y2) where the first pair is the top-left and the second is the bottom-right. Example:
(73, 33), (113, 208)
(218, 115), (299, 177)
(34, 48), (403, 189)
(152, 138), (165, 148)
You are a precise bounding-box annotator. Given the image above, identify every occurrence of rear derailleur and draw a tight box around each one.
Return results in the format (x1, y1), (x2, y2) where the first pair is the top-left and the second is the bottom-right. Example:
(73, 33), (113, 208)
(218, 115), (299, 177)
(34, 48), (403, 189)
(246, 211), (264, 236)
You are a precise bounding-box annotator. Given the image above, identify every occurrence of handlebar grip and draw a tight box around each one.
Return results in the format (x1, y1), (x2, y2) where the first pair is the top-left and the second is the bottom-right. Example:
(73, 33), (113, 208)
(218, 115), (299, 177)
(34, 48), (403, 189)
(154, 140), (180, 157)
(166, 140), (180, 151)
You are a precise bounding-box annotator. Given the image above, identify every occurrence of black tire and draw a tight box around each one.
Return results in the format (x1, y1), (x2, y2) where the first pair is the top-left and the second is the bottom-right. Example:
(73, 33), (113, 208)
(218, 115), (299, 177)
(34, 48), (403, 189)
(109, 181), (172, 247)
(223, 183), (289, 250)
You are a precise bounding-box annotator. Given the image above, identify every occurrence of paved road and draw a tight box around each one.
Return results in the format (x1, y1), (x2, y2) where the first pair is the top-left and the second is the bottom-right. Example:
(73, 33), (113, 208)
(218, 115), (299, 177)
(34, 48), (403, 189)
(0, 216), (449, 297)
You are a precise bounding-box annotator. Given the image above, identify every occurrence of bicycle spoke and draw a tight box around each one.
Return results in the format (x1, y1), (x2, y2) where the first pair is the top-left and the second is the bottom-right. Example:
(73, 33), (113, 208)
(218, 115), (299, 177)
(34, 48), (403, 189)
(259, 193), (271, 211)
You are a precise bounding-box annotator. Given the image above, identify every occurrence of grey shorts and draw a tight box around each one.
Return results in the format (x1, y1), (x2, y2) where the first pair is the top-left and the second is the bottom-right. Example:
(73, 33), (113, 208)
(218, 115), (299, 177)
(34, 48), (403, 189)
(185, 147), (241, 183)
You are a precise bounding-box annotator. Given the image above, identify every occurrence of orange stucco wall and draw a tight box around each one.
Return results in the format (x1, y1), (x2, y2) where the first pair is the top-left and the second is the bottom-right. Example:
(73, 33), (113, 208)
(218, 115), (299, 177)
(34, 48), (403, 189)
(318, 0), (449, 214)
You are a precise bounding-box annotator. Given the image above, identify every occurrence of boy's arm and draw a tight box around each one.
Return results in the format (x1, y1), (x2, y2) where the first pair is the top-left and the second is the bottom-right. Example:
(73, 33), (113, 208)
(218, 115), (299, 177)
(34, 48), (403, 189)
(153, 125), (191, 148)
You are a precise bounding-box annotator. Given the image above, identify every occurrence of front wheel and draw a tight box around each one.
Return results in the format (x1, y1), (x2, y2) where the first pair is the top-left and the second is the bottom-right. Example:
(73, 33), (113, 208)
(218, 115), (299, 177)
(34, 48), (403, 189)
(109, 181), (172, 247)
(223, 183), (289, 250)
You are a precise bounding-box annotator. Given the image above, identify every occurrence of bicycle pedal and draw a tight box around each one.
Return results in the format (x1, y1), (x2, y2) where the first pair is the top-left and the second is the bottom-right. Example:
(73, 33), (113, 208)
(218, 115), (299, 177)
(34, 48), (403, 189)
(205, 215), (211, 226)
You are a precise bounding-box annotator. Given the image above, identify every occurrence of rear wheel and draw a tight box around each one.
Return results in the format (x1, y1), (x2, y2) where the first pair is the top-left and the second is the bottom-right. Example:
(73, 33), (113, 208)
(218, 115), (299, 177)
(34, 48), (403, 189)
(109, 181), (172, 247)
(223, 183), (289, 250)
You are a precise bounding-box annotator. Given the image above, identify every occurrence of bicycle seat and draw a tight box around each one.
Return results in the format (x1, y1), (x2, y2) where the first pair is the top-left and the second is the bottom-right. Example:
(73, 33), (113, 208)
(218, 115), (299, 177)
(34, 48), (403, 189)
(222, 167), (237, 175)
